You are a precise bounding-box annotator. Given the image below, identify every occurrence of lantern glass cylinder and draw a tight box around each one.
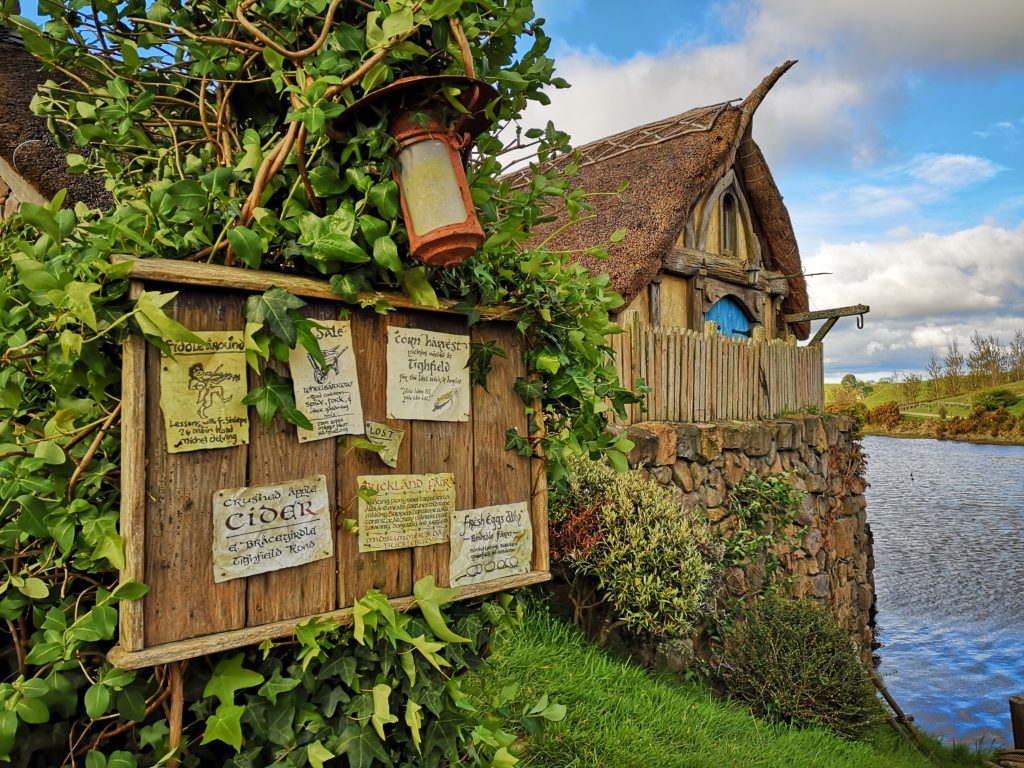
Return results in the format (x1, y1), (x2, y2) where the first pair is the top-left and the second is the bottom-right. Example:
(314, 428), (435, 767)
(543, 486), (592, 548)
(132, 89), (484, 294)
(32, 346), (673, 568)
(395, 138), (468, 236)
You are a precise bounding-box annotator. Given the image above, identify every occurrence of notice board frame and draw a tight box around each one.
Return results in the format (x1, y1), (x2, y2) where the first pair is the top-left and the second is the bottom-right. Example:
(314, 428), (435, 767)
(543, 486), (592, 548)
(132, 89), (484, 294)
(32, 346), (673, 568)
(108, 258), (548, 670)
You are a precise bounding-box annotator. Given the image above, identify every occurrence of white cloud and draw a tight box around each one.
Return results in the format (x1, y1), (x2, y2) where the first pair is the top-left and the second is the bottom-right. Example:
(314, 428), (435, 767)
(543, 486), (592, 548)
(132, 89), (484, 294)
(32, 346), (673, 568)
(806, 223), (1024, 320)
(521, 1), (1024, 169)
(908, 154), (1001, 190)
(748, 0), (1024, 69)
(804, 224), (1024, 376)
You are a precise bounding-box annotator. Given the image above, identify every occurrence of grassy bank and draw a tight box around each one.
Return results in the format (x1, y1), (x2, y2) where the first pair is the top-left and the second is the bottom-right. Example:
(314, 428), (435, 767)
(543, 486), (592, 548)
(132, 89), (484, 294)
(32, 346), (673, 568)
(481, 601), (991, 768)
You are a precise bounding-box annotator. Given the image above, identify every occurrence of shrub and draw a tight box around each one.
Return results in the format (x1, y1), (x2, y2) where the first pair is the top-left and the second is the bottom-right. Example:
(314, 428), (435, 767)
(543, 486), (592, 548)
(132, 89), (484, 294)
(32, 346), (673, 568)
(551, 456), (722, 644)
(973, 388), (1020, 411)
(722, 595), (883, 738)
(866, 401), (902, 429)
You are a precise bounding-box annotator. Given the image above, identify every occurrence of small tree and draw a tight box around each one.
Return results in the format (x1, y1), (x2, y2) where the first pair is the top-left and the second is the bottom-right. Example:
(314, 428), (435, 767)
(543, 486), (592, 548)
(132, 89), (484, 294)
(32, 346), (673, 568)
(967, 331), (1005, 388)
(944, 336), (965, 395)
(897, 372), (922, 403)
(926, 347), (944, 399)
(1008, 330), (1024, 383)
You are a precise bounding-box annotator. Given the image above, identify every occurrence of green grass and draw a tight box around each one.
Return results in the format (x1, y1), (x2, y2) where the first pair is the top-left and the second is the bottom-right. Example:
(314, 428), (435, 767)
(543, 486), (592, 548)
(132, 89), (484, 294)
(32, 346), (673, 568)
(480, 601), (990, 768)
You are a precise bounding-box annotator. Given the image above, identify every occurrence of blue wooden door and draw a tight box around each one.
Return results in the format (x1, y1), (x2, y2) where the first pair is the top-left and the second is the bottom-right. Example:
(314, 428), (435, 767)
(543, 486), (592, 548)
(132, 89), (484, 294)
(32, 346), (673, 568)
(705, 297), (751, 338)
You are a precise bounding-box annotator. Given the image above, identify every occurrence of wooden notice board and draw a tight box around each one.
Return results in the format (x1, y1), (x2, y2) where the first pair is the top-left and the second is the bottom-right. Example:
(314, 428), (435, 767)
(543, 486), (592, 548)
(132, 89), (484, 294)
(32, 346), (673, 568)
(109, 259), (548, 669)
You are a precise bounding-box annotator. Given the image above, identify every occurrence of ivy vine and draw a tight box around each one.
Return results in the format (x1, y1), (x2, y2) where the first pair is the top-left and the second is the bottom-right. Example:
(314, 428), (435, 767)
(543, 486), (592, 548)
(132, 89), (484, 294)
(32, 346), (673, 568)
(0, 0), (637, 764)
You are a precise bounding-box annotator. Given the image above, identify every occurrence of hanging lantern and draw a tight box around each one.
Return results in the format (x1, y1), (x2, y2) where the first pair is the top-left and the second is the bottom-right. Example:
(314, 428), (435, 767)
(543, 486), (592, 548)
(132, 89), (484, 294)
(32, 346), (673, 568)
(331, 76), (499, 268)
(746, 264), (761, 286)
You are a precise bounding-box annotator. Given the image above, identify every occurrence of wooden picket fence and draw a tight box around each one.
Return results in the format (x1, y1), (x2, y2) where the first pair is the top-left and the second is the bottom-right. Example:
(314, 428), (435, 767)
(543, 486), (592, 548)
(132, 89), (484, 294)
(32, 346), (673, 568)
(609, 313), (824, 424)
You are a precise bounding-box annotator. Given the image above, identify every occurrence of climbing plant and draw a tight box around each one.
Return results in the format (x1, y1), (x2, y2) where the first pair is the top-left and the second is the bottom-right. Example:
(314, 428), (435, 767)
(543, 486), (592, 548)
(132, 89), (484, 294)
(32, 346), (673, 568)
(0, 0), (635, 764)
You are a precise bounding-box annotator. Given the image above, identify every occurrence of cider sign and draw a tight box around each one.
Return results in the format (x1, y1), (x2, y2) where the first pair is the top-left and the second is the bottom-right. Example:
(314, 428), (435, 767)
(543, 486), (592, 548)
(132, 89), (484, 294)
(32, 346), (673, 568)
(211, 476), (333, 583)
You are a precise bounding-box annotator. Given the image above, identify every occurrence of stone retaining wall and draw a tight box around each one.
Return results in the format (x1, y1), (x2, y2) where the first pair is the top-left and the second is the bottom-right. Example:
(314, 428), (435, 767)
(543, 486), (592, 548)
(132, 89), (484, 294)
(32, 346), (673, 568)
(611, 413), (874, 659)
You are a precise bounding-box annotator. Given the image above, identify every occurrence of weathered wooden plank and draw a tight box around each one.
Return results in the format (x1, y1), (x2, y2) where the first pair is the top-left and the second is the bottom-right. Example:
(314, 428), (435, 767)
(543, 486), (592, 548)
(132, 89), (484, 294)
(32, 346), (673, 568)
(338, 312), (413, 606)
(410, 312), (474, 587)
(113, 256), (516, 321)
(246, 302), (337, 625)
(119, 281), (147, 652)
(143, 291), (247, 646)
(471, 325), (530, 511)
(688, 331), (695, 421)
(109, 571), (552, 669)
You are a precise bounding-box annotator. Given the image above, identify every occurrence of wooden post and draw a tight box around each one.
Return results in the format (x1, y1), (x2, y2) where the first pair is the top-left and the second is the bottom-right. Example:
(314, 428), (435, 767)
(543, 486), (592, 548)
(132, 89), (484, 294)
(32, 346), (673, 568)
(1011, 695), (1024, 748)
(167, 661), (185, 768)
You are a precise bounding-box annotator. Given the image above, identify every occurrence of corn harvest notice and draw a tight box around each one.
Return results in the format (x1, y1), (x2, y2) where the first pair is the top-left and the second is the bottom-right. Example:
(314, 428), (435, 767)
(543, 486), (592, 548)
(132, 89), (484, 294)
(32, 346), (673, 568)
(159, 331), (249, 453)
(450, 502), (533, 586)
(386, 328), (470, 422)
(357, 473), (455, 552)
(288, 319), (364, 442)
(211, 475), (333, 583)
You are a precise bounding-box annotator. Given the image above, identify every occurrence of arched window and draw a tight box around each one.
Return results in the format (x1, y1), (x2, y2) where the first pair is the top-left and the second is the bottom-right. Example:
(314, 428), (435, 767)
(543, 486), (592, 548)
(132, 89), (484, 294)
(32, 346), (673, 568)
(721, 192), (736, 255)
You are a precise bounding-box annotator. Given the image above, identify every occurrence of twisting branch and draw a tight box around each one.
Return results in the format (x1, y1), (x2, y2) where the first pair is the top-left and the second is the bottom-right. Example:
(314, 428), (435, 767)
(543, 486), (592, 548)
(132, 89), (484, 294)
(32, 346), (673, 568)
(66, 403), (122, 499)
(235, 0), (345, 61)
(295, 123), (323, 215)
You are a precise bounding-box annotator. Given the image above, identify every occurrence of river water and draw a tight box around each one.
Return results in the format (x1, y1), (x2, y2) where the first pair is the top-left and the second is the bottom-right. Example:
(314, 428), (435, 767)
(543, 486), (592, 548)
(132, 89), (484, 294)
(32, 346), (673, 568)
(864, 435), (1024, 745)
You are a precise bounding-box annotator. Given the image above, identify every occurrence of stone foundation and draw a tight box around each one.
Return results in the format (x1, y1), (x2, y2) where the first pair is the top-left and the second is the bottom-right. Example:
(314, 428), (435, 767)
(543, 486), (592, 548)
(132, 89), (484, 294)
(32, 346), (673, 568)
(611, 413), (874, 659)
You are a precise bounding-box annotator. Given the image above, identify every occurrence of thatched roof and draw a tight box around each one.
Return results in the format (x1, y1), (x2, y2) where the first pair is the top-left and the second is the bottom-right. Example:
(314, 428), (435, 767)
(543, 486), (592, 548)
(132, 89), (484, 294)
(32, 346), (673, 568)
(513, 61), (809, 338)
(0, 29), (110, 209)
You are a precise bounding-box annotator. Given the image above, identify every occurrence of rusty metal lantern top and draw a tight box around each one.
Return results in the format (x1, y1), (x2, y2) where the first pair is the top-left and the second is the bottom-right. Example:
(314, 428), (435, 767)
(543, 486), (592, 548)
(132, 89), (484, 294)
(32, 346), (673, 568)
(331, 76), (500, 268)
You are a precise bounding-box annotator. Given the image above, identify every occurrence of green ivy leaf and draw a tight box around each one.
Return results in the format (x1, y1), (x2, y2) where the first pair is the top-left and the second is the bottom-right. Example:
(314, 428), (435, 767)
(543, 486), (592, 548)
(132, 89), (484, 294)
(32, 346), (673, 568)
(258, 669), (301, 705)
(17, 577), (49, 599)
(64, 282), (100, 330)
(398, 267), (439, 308)
(307, 740), (335, 768)
(202, 654), (265, 706)
(0, 710), (17, 758)
(535, 351), (560, 375)
(427, 0), (463, 21)
(242, 369), (312, 430)
(84, 683), (110, 719)
(33, 440), (65, 466)
(134, 292), (206, 345)
(372, 234), (402, 272)
(609, 227), (627, 243)
(335, 722), (391, 768)
(244, 287), (306, 347)
(164, 180), (207, 211)
(413, 576), (469, 643)
(226, 226), (265, 269)
(18, 202), (61, 241)
(370, 683), (398, 739)
(201, 702), (246, 751)
(111, 581), (150, 602)
(367, 180), (399, 220)
(15, 695), (49, 724)
(405, 699), (423, 753)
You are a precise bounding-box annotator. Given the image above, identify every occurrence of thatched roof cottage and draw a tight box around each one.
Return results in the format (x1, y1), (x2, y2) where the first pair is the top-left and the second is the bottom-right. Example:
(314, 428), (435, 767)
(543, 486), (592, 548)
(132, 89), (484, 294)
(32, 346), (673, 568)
(519, 60), (810, 342)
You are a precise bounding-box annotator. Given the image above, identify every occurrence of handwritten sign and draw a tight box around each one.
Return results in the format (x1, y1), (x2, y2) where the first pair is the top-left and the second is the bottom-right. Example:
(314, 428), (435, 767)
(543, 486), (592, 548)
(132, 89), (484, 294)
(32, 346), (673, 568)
(288, 320), (364, 442)
(449, 502), (532, 587)
(386, 328), (470, 422)
(212, 476), (333, 583)
(159, 331), (249, 453)
(364, 421), (405, 468)
(357, 473), (454, 552)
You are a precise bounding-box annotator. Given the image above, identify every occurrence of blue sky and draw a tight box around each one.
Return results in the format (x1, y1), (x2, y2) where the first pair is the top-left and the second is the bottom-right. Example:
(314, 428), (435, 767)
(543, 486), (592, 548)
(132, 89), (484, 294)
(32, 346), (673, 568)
(525, 0), (1024, 381)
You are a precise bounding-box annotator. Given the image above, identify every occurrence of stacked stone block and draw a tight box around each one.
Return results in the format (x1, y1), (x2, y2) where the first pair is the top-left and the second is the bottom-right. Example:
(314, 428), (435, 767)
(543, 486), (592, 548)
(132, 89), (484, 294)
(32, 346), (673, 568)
(611, 413), (874, 659)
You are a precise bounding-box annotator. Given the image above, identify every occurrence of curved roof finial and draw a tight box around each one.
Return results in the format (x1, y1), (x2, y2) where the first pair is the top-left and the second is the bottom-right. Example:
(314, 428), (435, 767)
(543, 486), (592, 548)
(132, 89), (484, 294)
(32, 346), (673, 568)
(738, 59), (797, 136)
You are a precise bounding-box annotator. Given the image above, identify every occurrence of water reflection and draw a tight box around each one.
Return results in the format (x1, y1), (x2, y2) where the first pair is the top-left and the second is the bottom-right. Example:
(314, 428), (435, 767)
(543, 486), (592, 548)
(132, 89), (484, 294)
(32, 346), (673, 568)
(865, 435), (1024, 745)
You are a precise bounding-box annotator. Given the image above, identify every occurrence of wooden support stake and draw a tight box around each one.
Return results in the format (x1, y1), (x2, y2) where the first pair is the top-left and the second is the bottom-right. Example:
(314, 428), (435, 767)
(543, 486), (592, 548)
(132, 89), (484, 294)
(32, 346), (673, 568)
(167, 661), (185, 768)
(1011, 695), (1024, 748)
